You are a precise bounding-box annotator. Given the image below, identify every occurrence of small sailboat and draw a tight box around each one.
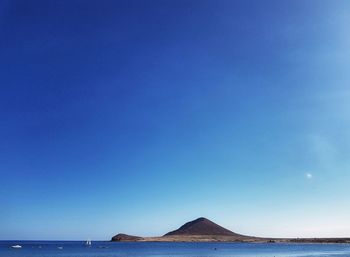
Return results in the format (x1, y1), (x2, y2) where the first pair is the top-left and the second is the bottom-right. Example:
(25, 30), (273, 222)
(85, 239), (92, 246)
(11, 245), (22, 249)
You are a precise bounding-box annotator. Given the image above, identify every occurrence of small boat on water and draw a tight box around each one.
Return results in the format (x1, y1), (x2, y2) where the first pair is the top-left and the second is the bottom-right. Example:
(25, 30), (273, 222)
(58, 246), (63, 250)
(11, 245), (22, 249)
(85, 240), (92, 246)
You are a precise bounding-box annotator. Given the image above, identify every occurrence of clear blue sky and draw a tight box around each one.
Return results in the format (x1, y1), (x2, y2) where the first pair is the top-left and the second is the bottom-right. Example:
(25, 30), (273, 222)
(1, 0), (350, 240)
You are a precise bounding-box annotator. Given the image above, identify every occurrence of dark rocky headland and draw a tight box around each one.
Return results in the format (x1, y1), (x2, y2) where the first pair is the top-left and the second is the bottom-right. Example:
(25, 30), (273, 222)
(111, 217), (350, 243)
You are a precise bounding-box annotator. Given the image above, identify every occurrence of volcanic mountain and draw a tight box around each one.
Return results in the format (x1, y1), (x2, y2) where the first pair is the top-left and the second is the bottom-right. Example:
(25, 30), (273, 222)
(111, 217), (350, 243)
(111, 217), (251, 242)
(164, 217), (240, 236)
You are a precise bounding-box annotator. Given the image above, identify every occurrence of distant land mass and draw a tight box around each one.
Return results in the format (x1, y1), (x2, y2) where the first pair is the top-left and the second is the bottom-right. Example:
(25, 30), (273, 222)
(111, 217), (350, 243)
(164, 217), (240, 236)
(111, 233), (142, 242)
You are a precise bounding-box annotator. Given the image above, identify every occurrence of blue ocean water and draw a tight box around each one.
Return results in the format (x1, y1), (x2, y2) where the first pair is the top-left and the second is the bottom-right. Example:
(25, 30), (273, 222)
(1, 241), (350, 257)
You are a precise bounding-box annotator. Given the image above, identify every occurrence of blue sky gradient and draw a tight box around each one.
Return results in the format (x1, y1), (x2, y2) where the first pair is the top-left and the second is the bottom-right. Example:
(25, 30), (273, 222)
(1, 0), (350, 240)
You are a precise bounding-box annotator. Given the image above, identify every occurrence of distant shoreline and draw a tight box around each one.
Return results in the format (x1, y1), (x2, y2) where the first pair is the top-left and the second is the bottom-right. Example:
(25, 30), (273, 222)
(110, 217), (350, 244)
(1, 239), (349, 244)
(110, 235), (350, 244)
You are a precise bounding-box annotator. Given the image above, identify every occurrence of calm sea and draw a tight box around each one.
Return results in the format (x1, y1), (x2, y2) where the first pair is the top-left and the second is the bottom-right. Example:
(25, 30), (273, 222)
(1, 241), (350, 257)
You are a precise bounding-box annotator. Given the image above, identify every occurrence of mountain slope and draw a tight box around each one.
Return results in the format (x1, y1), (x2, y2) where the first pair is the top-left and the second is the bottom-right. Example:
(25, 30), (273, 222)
(164, 217), (241, 236)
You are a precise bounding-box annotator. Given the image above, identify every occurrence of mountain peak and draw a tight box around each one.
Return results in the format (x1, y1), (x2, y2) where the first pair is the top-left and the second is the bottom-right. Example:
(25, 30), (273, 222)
(164, 217), (239, 236)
